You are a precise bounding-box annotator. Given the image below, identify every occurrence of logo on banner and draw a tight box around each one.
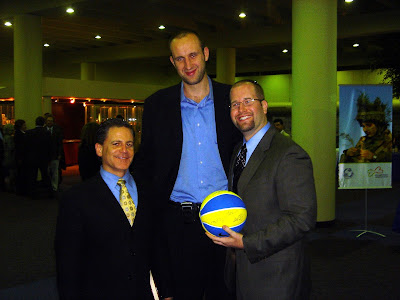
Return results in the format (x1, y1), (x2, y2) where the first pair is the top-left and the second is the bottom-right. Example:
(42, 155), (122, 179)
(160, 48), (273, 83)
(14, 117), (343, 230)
(343, 168), (354, 179)
(368, 166), (389, 178)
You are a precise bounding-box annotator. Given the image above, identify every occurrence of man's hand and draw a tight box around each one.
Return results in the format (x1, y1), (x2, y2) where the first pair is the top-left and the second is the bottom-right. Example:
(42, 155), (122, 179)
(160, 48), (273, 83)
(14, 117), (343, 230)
(205, 226), (244, 249)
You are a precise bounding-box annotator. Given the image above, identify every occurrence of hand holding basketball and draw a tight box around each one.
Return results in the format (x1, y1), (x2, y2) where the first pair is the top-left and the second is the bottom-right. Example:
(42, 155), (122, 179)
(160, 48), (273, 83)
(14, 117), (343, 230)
(206, 225), (244, 249)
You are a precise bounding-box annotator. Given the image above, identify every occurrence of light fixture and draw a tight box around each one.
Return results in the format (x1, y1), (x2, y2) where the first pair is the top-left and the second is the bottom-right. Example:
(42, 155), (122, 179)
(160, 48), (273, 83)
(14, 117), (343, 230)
(95, 35), (101, 39)
(158, 25), (165, 30)
(353, 43), (360, 47)
(239, 12), (246, 18)
(4, 21), (12, 27)
(70, 98), (75, 104)
(282, 49), (289, 53)
(44, 43), (50, 47)
(66, 8), (74, 14)
(83, 102), (86, 107)
(345, 0), (353, 3)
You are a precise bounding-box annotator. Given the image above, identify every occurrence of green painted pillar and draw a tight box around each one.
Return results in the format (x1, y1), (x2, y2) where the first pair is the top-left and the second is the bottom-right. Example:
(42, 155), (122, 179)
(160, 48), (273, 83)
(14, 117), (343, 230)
(42, 96), (52, 117)
(14, 15), (43, 129)
(216, 48), (236, 85)
(81, 62), (96, 80)
(292, 0), (337, 223)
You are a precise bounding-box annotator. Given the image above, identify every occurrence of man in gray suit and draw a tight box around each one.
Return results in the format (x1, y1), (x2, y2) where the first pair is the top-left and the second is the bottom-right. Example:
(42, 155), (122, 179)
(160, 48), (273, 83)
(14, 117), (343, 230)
(207, 80), (317, 300)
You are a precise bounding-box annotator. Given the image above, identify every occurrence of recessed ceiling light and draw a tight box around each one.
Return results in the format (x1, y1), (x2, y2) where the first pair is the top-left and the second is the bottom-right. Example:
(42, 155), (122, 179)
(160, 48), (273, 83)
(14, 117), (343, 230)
(345, 0), (353, 3)
(282, 49), (289, 53)
(44, 43), (50, 47)
(66, 8), (74, 14)
(158, 25), (165, 30)
(239, 12), (246, 18)
(353, 43), (359, 47)
(4, 21), (12, 27)
(95, 35), (102, 39)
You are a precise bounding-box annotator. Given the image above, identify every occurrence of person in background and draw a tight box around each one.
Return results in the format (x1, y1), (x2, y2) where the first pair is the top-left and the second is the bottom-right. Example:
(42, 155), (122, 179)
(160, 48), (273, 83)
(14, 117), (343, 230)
(45, 114), (64, 192)
(132, 30), (241, 299)
(55, 118), (172, 300)
(14, 119), (27, 195)
(24, 116), (52, 198)
(207, 80), (317, 300)
(273, 118), (291, 137)
(2, 124), (16, 192)
(78, 122), (101, 181)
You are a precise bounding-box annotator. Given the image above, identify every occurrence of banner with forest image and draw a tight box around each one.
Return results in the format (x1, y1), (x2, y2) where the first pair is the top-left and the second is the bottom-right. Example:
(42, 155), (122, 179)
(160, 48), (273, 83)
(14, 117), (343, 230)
(338, 85), (392, 189)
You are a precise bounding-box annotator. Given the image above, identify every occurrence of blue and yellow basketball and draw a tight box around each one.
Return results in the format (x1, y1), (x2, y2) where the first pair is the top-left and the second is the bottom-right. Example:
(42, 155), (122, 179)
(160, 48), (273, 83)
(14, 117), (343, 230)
(199, 191), (247, 237)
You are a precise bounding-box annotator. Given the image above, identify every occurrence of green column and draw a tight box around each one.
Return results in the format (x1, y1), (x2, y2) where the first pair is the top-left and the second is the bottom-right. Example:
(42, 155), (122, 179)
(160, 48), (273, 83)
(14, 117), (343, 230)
(14, 15), (43, 129)
(216, 48), (236, 85)
(292, 0), (337, 223)
(81, 62), (96, 80)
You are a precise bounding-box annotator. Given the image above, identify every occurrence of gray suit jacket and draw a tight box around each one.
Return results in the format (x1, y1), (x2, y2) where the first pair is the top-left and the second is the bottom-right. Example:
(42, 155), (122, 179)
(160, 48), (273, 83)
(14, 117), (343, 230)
(227, 126), (317, 300)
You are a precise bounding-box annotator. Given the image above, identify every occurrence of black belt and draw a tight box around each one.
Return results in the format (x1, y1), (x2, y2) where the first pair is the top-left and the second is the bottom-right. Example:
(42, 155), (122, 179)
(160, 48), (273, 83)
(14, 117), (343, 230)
(168, 200), (201, 224)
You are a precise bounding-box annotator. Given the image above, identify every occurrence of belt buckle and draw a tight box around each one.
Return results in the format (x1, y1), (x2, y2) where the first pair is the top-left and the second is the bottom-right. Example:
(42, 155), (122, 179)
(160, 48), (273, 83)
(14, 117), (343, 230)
(181, 201), (197, 224)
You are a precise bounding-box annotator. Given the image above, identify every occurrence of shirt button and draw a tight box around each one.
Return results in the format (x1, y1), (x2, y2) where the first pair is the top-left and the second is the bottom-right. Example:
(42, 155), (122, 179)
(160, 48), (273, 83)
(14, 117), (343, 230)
(197, 123), (200, 127)
(198, 142), (201, 146)
(200, 180), (203, 184)
(200, 161), (203, 164)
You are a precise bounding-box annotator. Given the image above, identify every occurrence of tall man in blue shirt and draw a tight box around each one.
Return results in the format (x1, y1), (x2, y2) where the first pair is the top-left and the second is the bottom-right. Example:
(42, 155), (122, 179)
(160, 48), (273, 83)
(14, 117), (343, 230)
(132, 31), (241, 299)
(55, 118), (171, 300)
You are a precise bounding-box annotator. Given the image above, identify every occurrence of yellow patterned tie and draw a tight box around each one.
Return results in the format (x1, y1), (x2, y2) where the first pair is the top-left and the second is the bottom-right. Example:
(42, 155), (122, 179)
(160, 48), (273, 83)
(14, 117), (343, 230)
(117, 179), (136, 226)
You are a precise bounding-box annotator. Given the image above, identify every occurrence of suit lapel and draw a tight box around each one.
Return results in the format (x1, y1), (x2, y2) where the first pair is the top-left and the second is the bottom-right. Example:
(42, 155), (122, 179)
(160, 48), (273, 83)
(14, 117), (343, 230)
(237, 127), (277, 193)
(94, 175), (136, 228)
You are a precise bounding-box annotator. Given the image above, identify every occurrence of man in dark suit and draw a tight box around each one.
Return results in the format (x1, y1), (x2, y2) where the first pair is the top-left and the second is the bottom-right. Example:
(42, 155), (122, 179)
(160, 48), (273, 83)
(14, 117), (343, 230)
(132, 31), (241, 300)
(55, 118), (172, 300)
(45, 114), (64, 192)
(207, 80), (317, 300)
(24, 116), (52, 198)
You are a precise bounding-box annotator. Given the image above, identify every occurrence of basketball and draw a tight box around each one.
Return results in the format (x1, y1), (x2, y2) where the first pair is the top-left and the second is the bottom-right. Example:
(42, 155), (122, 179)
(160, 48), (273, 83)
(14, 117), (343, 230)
(199, 190), (247, 237)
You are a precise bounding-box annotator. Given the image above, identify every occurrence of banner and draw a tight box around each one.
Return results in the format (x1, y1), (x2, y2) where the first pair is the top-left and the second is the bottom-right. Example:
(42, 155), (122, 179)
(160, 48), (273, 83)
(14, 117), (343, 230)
(338, 85), (392, 189)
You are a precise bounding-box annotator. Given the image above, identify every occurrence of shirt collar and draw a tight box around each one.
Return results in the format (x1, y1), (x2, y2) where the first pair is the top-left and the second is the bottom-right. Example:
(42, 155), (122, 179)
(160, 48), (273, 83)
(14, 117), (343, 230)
(100, 166), (133, 187)
(243, 122), (271, 155)
(180, 76), (214, 107)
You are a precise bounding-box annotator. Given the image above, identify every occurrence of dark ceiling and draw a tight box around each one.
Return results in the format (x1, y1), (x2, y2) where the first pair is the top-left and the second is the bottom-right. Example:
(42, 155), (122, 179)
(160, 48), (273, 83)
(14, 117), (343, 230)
(0, 0), (399, 75)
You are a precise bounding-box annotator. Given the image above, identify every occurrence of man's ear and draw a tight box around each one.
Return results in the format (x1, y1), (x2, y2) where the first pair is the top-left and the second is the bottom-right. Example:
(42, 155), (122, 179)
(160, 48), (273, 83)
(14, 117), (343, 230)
(95, 143), (103, 157)
(203, 47), (209, 62)
(169, 56), (175, 67)
(262, 100), (268, 115)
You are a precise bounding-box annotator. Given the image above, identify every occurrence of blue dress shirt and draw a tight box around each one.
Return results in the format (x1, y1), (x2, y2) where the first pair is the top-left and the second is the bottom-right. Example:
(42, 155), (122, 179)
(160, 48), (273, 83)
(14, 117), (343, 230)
(100, 166), (138, 207)
(242, 122), (271, 166)
(170, 77), (228, 203)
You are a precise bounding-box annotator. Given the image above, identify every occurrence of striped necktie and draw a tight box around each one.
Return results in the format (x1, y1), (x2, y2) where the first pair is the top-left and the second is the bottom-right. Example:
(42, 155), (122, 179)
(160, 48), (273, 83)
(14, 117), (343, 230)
(232, 143), (247, 194)
(117, 179), (136, 226)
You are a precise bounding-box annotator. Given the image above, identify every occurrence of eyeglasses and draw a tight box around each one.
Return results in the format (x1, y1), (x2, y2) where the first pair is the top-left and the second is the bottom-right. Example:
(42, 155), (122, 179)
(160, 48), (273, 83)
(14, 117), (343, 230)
(230, 98), (264, 110)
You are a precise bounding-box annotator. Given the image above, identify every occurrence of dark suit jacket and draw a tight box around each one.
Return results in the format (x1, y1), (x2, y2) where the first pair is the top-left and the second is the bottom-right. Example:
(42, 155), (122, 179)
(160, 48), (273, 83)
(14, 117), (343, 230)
(55, 173), (162, 300)
(132, 80), (241, 207)
(227, 127), (317, 300)
(23, 126), (51, 166)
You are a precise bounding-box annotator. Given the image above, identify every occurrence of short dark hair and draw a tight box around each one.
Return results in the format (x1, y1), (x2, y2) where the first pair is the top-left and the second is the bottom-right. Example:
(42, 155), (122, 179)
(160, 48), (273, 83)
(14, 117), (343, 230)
(169, 30), (205, 54)
(274, 119), (283, 125)
(45, 113), (54, 121)
(35, 116), (45, 126)
(14, 119), (26, 130)
(231, 79), (265, 100)
(96, 118), (133, 145)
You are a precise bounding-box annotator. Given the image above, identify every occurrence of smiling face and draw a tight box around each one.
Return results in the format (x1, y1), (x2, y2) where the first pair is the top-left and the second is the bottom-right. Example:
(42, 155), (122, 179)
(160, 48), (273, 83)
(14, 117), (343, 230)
(95, 126), (134, 177)
(169, 33), (209, 86)
(230, 83), (268, 141)
(361, 122), (378, 137)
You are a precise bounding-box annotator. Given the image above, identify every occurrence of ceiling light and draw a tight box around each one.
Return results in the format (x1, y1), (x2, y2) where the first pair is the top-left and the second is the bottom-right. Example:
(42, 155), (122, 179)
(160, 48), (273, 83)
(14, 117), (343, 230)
(345, 0), (353, 3)
(282, 49), (289, 53)
(4, 21), (12, 27)
(66, 8), (74, 14)
(239, 12), (246, 18)
(158, 25), (165, 30)
(95, 35), (101, 39)
(353, 43), (359, 47)
(44, 43), (50, 47)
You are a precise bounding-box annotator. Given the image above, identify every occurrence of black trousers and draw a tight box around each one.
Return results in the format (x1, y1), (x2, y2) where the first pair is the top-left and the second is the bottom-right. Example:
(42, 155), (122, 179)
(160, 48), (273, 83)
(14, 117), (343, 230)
(163, 202), (234, 300)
